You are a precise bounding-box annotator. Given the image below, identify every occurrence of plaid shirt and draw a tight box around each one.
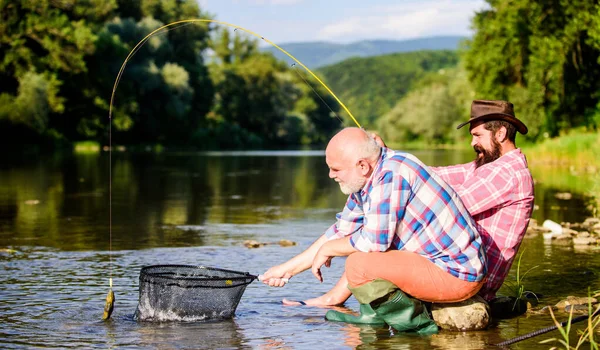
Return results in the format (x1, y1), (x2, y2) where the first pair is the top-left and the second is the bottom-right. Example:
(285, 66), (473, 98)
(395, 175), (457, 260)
(325, 148), (486, 283)
(432, 149), (534, 300)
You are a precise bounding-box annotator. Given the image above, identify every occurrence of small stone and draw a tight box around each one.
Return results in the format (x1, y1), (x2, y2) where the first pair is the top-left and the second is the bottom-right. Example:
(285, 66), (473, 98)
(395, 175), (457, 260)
(573, 237), (597, 245)
(278, 240), (297, 247)
(243, 240), (263, 248)
(565, 304), (593, 314)
(583, 218), (600, 227)
(555, 296), (598, 309)
(431, 295), (490, 331)
(562, 228), (579, 236)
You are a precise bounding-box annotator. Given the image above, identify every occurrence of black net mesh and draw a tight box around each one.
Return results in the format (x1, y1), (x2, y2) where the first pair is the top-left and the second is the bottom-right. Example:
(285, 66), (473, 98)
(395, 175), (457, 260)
(134, 265), (256, 321)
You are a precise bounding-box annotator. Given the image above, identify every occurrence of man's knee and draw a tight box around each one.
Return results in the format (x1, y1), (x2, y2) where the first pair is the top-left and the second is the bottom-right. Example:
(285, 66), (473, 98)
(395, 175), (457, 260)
(345, 252), (370, 287)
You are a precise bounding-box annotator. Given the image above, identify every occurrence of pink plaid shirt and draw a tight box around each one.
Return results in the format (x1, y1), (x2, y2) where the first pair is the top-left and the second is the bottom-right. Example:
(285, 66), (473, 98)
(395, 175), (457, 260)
(432, 149), (534, 300)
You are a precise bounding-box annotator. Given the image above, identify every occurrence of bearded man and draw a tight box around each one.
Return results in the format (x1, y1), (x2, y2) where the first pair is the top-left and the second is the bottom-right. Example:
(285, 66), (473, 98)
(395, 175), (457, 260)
(276, 100), (535, 309)
(431, 99), (535, 301)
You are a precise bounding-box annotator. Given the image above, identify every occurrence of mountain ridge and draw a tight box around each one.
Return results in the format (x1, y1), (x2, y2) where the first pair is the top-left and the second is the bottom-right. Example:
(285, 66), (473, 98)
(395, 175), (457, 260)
(262, 36), (466, 68)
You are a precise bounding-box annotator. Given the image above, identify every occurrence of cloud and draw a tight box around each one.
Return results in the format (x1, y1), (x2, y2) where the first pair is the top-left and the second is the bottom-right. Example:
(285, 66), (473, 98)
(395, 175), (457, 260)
(317, 0), (486, 41)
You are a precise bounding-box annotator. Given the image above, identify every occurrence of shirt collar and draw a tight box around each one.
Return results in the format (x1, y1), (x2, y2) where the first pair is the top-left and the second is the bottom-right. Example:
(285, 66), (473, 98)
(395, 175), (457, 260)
(357, 147), (388, 196)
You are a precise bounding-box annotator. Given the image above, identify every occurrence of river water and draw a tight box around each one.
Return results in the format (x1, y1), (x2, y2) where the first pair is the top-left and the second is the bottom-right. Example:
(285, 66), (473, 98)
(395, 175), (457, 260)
(1, 150), (598, 349)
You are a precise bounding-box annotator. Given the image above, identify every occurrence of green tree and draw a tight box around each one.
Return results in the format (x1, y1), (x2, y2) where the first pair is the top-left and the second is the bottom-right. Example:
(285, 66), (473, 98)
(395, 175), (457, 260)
(464, 0), (600, 138)
(0, 0), (103, 144)
(317, 50), (460, 128)
(377, 68), (469, 145)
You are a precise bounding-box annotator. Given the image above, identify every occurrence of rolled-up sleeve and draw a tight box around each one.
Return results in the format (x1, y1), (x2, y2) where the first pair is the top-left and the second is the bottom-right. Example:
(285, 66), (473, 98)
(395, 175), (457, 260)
(325, 193), (365, 240)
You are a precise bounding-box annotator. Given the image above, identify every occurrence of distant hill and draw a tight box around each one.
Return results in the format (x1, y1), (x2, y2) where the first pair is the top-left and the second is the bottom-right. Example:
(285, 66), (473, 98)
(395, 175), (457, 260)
(315, 50), (460, 126)
(263, 36), (465, 68)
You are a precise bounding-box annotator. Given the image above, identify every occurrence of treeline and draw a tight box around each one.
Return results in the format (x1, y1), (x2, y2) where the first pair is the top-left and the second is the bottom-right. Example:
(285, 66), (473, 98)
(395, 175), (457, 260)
(0, 0), (340, 150)
(2, 0), (600, 150)
(326, 0), (600, 145)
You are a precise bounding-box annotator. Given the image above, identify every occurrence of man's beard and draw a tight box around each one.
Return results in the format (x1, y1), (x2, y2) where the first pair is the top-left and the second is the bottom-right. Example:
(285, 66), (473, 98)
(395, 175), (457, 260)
(338, 178), (366, 195)
(474, 138), (501, 168)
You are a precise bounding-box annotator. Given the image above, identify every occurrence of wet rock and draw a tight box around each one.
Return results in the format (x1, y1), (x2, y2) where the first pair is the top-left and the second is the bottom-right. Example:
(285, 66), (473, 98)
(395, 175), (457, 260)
(583, 218), (600, 228)
(243, 240), (297, 248)
(244, 240), (265, 248)
(431, 295), (490, 331)
(561, 228), (579, 236)
(278, 239), (296, 247)
(565, 304), (594, 314)
(573, 237), (597, 245)
(555, 296), (598, 310)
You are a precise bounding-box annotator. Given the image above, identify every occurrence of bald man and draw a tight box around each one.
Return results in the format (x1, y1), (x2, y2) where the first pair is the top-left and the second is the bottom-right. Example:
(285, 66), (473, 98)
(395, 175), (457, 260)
(261, 127), (486, 333)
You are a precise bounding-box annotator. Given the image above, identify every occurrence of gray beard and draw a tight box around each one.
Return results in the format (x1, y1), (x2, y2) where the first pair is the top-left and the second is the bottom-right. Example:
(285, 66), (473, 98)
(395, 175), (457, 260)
(338, 178), (366, 195)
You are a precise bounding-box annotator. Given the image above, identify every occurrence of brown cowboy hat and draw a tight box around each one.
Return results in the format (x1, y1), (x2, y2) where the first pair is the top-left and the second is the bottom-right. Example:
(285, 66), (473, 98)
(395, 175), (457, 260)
(456, 100), (528, 134)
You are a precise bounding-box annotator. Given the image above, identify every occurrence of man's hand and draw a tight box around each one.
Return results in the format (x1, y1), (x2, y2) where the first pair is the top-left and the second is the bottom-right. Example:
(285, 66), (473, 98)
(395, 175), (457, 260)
(311, 248), (333, 283)
(261, 265), (292, 287)
(368, 131), (386, 147)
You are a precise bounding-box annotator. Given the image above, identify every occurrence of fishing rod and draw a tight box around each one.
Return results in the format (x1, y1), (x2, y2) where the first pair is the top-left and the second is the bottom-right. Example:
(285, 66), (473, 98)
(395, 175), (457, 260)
(494, 307), (600, 347)
(103, 19), (362, 320)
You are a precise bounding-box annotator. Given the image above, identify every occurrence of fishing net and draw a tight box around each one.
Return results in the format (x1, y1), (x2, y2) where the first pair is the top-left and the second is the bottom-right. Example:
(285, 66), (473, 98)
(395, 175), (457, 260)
(135, 265), (257, 322)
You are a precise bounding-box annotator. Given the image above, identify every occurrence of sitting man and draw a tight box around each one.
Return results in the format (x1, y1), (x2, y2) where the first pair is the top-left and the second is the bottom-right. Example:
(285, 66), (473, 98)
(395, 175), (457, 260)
(282, 99), (534, 309)
(261, 127), (487, 333)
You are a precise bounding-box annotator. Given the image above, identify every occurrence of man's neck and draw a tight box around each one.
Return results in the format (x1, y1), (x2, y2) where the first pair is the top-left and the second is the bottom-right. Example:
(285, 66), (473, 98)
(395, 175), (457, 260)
(500, 143), (517, 156)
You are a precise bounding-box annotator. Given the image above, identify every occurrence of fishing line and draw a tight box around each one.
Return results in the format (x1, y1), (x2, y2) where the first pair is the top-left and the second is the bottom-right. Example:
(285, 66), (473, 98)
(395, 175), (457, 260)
(290, 63), (345, 126)
(104, 19), (361, 319)
(113, 22), (196, 95)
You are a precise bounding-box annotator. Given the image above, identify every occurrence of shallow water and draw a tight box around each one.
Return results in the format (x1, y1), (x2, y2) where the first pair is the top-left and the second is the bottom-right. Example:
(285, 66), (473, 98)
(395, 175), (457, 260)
(1, 150), (599, 349)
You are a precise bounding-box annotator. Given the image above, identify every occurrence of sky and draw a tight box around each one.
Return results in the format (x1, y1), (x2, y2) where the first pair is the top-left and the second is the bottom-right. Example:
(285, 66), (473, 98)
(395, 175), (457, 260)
(198, 0), (488, 44)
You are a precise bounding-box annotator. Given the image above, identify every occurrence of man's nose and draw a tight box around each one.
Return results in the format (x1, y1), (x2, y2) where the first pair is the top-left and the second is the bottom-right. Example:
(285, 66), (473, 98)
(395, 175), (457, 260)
(329, 169), (335, 179)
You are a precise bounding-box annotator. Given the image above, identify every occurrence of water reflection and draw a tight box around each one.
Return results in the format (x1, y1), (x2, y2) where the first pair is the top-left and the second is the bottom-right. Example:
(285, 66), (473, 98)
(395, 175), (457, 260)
(1, 150), (599, 349)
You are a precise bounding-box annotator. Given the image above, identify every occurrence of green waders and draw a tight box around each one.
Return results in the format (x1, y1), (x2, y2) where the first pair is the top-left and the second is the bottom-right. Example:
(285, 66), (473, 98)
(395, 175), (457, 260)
(325, 279), (439, 335)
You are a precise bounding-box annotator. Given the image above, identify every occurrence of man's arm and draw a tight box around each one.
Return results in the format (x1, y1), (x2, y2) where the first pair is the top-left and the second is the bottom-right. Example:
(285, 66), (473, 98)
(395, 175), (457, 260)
(312, 236), (355, 282)
(261, 234), (328, 286)
(449, 167), (515, 216)
(263, 192), (366, 287)
(430, 162), (472, 188)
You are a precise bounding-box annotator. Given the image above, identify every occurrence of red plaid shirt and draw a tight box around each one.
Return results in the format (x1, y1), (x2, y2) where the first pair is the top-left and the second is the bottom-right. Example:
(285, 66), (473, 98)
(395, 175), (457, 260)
(432, 149), (534, 300)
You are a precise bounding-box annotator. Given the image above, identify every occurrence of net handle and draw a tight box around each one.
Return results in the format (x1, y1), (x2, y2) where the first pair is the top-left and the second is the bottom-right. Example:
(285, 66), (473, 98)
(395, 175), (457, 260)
(257, 275), (289, 284)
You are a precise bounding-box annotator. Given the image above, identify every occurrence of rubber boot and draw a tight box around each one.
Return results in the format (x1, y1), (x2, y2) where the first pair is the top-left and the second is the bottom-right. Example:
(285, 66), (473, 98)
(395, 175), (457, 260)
(325, 303), (386, 326)
(373, 289), (439, 335)
(345, 279), (438, 335)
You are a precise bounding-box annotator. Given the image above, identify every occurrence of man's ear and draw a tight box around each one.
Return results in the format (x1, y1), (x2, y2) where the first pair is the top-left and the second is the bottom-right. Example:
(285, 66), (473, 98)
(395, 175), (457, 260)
(357, 159), (371, 176)
(495, 126), (508, 142)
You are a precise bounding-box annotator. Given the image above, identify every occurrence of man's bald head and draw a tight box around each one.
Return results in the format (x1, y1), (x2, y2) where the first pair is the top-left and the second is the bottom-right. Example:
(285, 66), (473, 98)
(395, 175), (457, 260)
(326, 127), (381, 164)
(325, 128), (382, 195)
